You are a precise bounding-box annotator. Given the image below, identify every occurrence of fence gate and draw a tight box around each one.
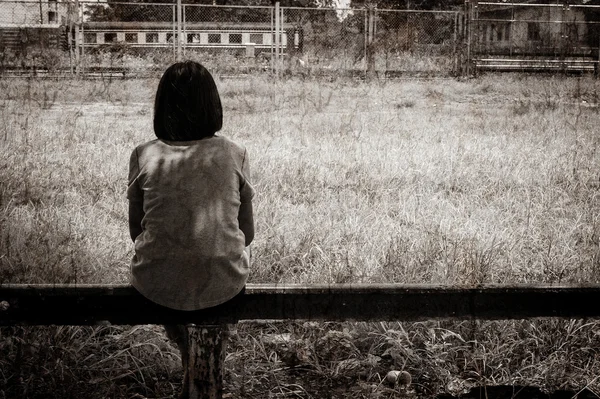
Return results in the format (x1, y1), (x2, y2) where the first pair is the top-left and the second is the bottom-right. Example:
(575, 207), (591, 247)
(467, 0), (600, 73)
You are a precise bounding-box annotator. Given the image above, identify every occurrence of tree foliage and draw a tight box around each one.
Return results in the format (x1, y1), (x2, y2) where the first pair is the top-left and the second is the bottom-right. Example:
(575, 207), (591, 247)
(84, 0), (464, 22)
(85, 1), (174, 22)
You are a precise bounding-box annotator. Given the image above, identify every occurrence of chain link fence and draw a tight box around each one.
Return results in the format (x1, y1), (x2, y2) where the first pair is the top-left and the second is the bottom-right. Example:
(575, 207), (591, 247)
(3, 1), (600, 77)
(0, 1), (461, 78)
(374, 9), (460, 74)
(285, 7), (367, 72)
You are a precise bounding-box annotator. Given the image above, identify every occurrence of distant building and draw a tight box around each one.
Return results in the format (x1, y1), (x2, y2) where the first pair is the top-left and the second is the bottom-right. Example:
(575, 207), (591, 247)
(0, 0), (71, 52)
(476, 1), (594, 56)
(0, 0), (69, 27)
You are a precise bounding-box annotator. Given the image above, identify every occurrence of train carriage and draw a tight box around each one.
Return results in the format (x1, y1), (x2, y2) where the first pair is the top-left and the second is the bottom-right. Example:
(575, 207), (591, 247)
(81, 21), (301, 54)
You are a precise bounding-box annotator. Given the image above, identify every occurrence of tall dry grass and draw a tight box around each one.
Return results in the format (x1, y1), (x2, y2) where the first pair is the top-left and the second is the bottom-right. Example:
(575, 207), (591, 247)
(0, 73), (599, 398)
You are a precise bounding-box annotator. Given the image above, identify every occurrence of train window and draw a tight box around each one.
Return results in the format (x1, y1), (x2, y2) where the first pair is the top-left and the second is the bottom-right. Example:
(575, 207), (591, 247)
(527, 23), (540, 41)
(187, 33), (201, 44)
(146, 33), (158, 43)
(104, 33), (117, 43)
(167, 33), (178, 43)
(125, 33), (138, 43)
(229, 33), (242, 44)
(208, 33), (221, 44)
(250, 33), (263, 44)
(84, 33), (97, 44)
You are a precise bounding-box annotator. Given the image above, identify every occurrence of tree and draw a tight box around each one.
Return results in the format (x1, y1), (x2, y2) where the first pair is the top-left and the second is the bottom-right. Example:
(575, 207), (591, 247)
(327, 0), (463, 9)
(83, 0), (464, 23)
(85, 0), (175, 22)
(85, 0), (316, 22)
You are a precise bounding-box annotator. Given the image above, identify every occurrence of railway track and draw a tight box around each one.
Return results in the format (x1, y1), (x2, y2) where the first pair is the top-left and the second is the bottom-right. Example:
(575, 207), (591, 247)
(474, 57), (599, 74)
(0, 65), (457, 80)
(5, 62), (595, 80)
(0, 66), (157, 79)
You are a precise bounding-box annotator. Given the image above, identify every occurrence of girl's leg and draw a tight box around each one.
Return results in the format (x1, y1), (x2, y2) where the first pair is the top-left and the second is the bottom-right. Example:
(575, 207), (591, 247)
(164, 324), (190, 399)
(165, 324), (231, 399)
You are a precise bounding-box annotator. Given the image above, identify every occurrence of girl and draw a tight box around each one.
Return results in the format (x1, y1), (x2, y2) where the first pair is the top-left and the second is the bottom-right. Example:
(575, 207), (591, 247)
(127, 61), (254, 395)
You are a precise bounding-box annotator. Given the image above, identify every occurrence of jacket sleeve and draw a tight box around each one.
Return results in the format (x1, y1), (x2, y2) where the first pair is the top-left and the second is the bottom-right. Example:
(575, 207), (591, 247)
(239, 148), (255, 204)
(127, 147), (143, 202)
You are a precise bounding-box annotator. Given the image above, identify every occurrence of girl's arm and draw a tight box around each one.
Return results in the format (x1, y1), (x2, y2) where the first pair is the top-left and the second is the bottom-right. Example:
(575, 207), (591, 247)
(127, 147), (144, 242)
(239, 149), (255, 247)
(129, 200), (145, 242)
(238, 201), (254, 247)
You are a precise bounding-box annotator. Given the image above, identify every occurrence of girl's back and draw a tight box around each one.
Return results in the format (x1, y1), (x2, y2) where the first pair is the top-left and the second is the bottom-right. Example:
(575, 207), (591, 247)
(128, 136), (254, 310)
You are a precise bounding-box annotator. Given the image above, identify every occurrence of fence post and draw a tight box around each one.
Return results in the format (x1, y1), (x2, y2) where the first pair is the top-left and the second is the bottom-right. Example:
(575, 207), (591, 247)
(464, 0), (477, 76)
(274, 1), (282, 78)
(463, 0), (469, 76)
(176, 0), (182, 61)
(366, 4), (376, 79)
(183, 325), (226, 399)
(80, 20), (85, 75)
(561, 0), (570, 74)
(454, 11), (459, 75)
(74, 0), (81, 77)
(67, 1), (73, 75)
(594, 36), (600, 79)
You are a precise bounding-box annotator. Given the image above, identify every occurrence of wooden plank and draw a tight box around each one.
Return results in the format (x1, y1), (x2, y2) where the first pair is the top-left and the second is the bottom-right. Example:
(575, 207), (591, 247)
(1, 284), (600, 326)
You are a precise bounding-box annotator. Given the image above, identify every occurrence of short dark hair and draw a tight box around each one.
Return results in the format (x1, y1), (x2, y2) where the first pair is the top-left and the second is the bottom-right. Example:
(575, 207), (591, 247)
(153, 61), (223, 141)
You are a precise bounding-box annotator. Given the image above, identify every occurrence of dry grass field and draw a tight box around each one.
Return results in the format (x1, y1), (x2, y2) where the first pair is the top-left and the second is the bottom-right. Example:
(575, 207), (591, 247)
(1, 73), (599, 398)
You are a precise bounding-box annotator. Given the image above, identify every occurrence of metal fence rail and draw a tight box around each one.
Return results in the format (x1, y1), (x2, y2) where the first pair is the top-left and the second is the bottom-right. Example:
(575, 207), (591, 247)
(2, 283), (600, 325)
(2, 283), (600, 399)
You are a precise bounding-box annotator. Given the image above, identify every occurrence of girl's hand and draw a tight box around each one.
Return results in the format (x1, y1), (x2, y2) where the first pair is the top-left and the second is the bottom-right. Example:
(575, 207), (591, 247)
(238, 201), (254, 247)
(129, 200), (144, 242)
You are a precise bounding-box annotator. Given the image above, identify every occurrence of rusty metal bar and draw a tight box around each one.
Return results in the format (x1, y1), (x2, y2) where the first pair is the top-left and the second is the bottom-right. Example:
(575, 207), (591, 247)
(1, 284), (600, 326)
